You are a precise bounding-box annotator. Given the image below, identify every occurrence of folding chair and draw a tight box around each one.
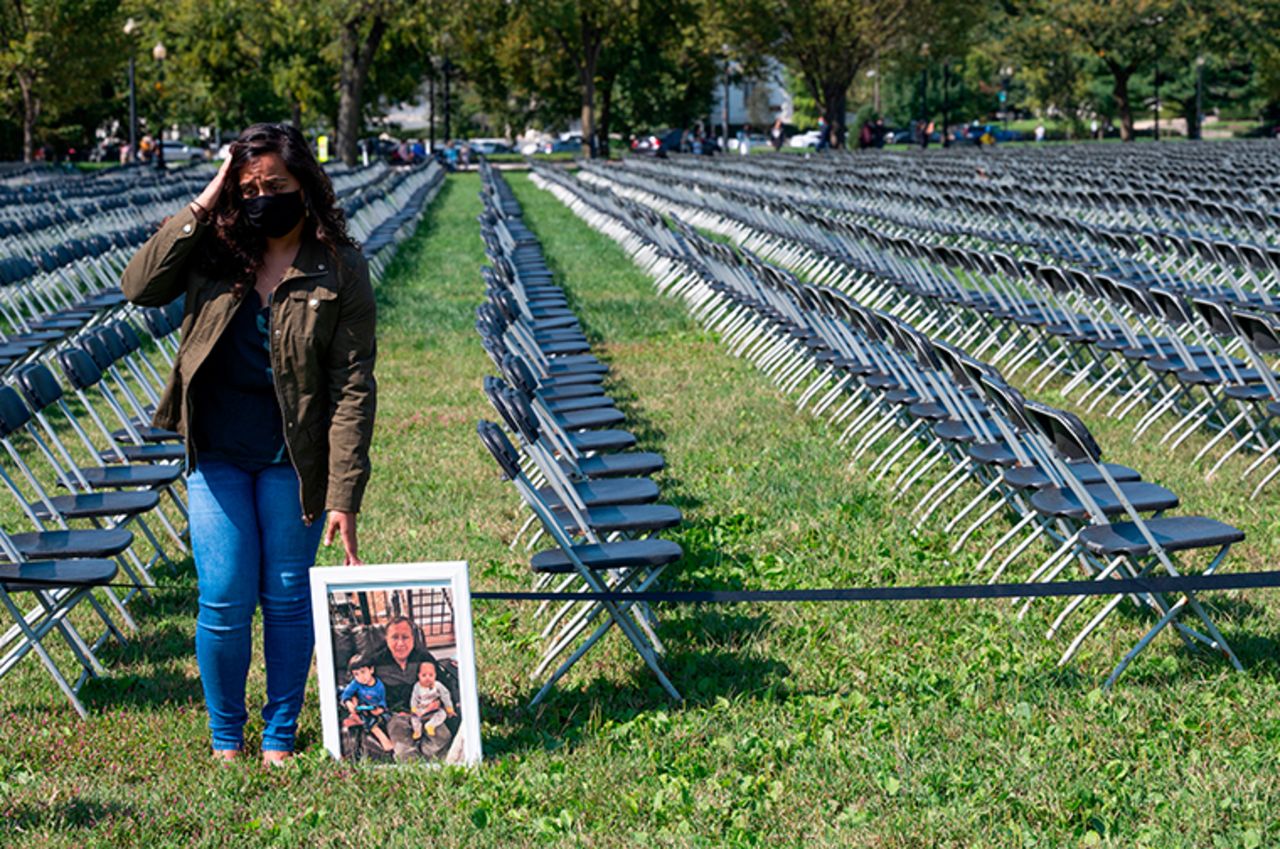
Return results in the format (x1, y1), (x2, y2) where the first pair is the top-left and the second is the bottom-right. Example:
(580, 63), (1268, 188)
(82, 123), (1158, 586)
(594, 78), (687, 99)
(477, 421), (682, 705)
(0, 542), (120, 717)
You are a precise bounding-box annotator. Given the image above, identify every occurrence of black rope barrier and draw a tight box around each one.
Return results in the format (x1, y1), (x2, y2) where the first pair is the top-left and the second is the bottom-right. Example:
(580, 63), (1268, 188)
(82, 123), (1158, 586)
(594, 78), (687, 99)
(7, 569), (1280, 603)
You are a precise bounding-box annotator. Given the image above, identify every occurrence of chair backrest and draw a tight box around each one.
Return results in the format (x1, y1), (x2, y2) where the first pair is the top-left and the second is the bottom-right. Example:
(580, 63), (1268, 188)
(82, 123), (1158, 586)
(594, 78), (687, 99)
(14, 363), (64, 411)
(111, 321), (145, 356)
(0, 385), (33, 437)
(500, 353), (539, 396)
(1025, 403), (1102, 463)
(500, 387), (542, 445)
(94, 326), (131, 362)
(1147, 287), (1194, 327)
(977, 375), (1033, 433)
(1191, 297), (1238, 338)
(476, 420), (521, 480)
(80, 333), (116, 371)
(58, 348), (104, 392)
(1232, 310), (1280, 355)
(140, 307), (173, 339)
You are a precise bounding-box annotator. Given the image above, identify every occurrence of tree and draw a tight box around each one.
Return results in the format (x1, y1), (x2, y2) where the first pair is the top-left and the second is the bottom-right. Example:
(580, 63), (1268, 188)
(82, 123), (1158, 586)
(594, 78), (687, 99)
(333, 1), (390, 165)
(1029, 0), (1181, 141)
(722, 0), (953, 149)
(0, 0), (123, 161)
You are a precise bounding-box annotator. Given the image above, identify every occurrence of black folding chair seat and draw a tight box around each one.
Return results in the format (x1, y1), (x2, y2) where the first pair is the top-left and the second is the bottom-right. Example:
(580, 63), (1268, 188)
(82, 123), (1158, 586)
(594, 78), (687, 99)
(572, 451), (665, 478)
(538, 477), (661, 509)
(75, 463), (182, 489)
(527, 315), (580, 331)
(535, 382), (609, 401)
(1224, 384), (1273, 401)
(884, 389), (920, 405)
(533, 371), (606, 388)
(833, 359), (877, 375)
(1028, 481), (1178, 520)
(544, 394), (615, 414)
(540, 339), (592, 356)
(111, 425), (183, 444)
(30, 317), (86, 333)
(1079, 516), (1244, 557)
(77, 292), (127, 309)
(30, 490), (161, 521)
(967, 440), (1019, 467)
(865, 374), (904, 391)
(566, 429), (638, 453)
(101, 443), (188, 463)
(545, 354), (606, 371)
(1002, 462), (1142, 490)
(530, 538), (683, 574)
(556, 503), (683, 535)
(556, 407), (626, 430)
(5, 528), (134, 560)
(0, 557), (117, 591)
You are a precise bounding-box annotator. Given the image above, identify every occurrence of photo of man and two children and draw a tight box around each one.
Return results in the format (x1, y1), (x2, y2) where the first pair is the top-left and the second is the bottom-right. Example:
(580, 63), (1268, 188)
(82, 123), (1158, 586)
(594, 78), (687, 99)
(326, 586), (466, 763)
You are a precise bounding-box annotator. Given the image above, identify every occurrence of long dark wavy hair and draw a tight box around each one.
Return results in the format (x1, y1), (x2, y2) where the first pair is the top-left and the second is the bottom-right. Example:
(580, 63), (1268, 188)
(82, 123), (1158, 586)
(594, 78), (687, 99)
(198, 123), (354, 290)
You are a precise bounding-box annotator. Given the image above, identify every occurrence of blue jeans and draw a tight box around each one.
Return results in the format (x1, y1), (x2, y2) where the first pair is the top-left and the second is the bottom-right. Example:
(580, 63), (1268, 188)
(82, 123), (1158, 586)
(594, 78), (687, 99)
(188, 461), (325, 752)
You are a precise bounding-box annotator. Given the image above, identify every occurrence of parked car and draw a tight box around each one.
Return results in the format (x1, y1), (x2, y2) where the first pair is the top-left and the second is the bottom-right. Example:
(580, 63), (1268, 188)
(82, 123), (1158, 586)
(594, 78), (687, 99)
(630, 128), (682, 158)
(788, 130), (823, 149)
(541, 135), (583, 154)
(469, 138), (513, 155)
(159, 140), (206, 163)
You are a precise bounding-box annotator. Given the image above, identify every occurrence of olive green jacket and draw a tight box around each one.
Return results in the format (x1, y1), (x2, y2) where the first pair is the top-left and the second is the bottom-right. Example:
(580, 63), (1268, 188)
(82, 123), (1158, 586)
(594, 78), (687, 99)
(121, 203), (377, 523)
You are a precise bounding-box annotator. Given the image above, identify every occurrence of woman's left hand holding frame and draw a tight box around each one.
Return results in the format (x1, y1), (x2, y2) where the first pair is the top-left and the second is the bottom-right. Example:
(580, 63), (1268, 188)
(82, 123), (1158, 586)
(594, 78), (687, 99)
(324, 511), (363, 565)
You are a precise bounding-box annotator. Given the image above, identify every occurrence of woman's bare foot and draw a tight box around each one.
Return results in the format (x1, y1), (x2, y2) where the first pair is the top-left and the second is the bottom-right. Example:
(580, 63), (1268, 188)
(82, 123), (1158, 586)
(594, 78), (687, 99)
(261, 750), (293, 767)
(213, 749), (242, 764)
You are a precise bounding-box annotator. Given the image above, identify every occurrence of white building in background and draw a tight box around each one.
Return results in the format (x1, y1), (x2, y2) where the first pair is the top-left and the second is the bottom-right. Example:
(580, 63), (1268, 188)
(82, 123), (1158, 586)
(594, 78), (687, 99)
(710, 57), (795, 129)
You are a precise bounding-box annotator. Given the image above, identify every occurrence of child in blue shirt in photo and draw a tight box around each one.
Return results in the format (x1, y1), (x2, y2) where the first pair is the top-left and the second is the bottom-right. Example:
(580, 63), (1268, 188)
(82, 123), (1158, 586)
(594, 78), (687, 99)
(340, 654), (394, 752)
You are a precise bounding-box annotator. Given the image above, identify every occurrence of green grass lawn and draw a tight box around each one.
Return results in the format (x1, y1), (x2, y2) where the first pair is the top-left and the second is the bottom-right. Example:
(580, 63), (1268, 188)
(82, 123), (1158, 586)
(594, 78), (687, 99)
(3, 172), (1279, 847)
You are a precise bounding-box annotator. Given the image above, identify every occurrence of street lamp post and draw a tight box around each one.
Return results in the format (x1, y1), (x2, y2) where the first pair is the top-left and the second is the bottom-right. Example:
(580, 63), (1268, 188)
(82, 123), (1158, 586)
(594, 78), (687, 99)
(1195, 55), (1206, 141)
(123, 18), (138, 163)
(152, 41), (167, 172)
(942, 60), (951, 148)
(1153, 60), (1160, 142)
(919, 43), (930, 147)
(866, 67), (880, 115)
(442, 57), (453, 145)
(427, 58), (436, 154)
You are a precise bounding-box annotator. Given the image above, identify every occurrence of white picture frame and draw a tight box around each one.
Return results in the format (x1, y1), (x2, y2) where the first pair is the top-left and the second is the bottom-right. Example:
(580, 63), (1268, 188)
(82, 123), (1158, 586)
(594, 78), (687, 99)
(310, 561), (482, 766)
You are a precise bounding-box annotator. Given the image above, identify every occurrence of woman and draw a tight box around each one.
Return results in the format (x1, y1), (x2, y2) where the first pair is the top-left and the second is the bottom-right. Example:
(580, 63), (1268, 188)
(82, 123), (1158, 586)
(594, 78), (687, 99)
(368, 617), (452, 762)
(121, 123), (377, 764)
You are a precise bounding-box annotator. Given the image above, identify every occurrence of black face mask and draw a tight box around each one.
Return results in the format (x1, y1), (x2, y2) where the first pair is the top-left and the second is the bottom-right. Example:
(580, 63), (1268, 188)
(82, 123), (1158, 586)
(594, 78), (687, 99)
(243, 190), (305, 238)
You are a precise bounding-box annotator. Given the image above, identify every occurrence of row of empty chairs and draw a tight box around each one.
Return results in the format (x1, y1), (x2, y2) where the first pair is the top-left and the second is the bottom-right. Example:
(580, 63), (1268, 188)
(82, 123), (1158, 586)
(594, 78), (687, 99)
(1, 159), (445, 716)
(534, 161), (1248, 687)
(473, 162), (684, 705)
(581, 154), (1280, 496)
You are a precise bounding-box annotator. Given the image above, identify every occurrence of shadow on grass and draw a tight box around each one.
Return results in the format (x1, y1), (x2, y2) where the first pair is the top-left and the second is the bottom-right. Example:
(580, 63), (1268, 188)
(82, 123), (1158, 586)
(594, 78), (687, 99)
(2, 799), (133, 834)
(481, 640), (789, 758)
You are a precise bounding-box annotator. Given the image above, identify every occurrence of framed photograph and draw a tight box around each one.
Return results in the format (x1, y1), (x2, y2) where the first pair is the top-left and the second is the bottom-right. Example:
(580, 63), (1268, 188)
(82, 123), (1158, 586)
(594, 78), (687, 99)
(310, 561), (482, 766)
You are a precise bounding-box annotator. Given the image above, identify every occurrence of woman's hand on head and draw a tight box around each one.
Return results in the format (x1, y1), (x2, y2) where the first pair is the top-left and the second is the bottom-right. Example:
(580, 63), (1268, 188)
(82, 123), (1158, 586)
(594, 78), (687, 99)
(192, 154), (233, 214)
(324, 510), (363, 565)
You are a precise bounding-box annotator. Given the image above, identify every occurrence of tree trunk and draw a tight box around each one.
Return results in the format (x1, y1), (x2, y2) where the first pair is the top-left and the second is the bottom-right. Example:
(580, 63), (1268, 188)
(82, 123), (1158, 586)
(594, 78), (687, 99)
(1111, 66), (1135, 142)
(579, 64), (596, 158)
(823, 84), (849, 150)
(596, 71), (616, 157)
(336, 14), (388, 166)
(18, 74), (38, 163)
(290, 99), (303, 129)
